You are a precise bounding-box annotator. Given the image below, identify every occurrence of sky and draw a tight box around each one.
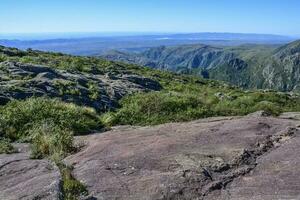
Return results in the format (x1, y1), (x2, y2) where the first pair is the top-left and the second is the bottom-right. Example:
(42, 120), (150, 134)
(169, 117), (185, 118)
(1, 0), (300, 36)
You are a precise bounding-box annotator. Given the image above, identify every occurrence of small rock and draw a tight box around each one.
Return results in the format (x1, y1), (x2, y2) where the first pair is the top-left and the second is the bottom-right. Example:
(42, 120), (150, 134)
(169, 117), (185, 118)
(247, 110), (271, 117)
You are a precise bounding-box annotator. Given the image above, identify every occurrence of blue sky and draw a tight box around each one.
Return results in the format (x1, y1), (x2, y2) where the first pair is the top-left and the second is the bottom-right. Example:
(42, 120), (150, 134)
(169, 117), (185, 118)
(1, 0), (300, 35)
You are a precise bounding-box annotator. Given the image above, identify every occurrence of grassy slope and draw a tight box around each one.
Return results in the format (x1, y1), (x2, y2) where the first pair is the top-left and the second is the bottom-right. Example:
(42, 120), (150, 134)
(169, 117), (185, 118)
(1, 45), (300, 154)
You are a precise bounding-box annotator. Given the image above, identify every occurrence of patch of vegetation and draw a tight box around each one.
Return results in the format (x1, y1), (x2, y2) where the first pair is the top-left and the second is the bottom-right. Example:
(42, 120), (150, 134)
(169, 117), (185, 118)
(102, 91), (207, 125)
(0, 97), (103, 158)
(58, 163), (88, 200)
(30, 122), (75, 159)
(53, 80), (81, 96)
(0, 138), (16, 154)
(0, 54), (7, 62)
(87, 81), (100, 100)
(103, 84), (300, 126)
(0, 97), (102, 140)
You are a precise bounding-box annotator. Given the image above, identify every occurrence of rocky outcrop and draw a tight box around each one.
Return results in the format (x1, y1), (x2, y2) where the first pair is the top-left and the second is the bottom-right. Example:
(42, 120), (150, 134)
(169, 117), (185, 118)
(0, 144), (61, 200)
(65, 114), (300, 200)
(0, 61), (161, 111)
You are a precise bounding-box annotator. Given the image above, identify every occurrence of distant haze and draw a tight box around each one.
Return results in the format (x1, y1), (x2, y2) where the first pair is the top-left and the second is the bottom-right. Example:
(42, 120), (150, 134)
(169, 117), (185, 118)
(0, 32), (297, 56)
(1, 32), (293, 41)
(0, 32), (167, 41)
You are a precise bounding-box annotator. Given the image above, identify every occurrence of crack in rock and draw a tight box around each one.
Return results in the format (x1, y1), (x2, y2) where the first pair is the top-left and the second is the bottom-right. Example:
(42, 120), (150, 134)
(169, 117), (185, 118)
(160, 127), (299, 200)
(200, 127), (299, 199)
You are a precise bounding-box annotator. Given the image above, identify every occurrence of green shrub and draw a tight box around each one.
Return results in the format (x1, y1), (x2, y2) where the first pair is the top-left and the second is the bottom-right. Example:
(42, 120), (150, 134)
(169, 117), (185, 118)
(104, 91), (211, 125)
(252, 101), (281, 115)
(0, 97), (102, 141)
(0, 54), (7, 62)
(30, 122), (74, 159)
(87, 81), (100, 100)
(53, 80), (81, 96)
(0, 138), (16, 154)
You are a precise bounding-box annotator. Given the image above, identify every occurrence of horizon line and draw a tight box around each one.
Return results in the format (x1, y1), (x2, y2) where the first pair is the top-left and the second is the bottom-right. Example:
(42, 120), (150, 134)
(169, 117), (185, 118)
(0, 31), (298, 37)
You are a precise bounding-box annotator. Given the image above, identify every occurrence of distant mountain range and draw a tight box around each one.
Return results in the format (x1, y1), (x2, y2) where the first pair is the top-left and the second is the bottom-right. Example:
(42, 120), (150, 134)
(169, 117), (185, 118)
(0, 32), (296, 56)
(101, 40), (300, 92)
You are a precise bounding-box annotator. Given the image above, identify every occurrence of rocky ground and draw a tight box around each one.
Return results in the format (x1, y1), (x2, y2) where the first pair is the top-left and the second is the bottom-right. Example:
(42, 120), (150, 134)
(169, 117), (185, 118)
(1, 112), (300, 199)
(0, 144), (61, 200)
(0, 61), (161, 111)
(65, 112), (300, 200)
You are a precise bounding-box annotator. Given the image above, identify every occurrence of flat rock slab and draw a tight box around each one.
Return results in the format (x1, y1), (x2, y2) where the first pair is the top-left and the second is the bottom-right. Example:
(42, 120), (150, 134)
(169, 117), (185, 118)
(66, 116), (300, 200)
(0, 144), (61, 200)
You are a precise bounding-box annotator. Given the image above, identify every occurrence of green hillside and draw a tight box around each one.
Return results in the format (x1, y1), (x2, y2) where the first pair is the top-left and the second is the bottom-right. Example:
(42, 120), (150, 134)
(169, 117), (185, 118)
(102, 40), (300, 92)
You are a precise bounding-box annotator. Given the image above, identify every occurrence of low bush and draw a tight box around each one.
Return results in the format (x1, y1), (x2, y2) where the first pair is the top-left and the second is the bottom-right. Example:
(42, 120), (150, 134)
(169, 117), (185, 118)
(103, 92), (209, 125)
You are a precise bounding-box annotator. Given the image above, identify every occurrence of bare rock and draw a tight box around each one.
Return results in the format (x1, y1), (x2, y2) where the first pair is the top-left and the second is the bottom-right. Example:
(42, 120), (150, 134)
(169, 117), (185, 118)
(65, 116), (300, 200)
(247, 110), (272, 117)
(0, 144), (61, 200)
